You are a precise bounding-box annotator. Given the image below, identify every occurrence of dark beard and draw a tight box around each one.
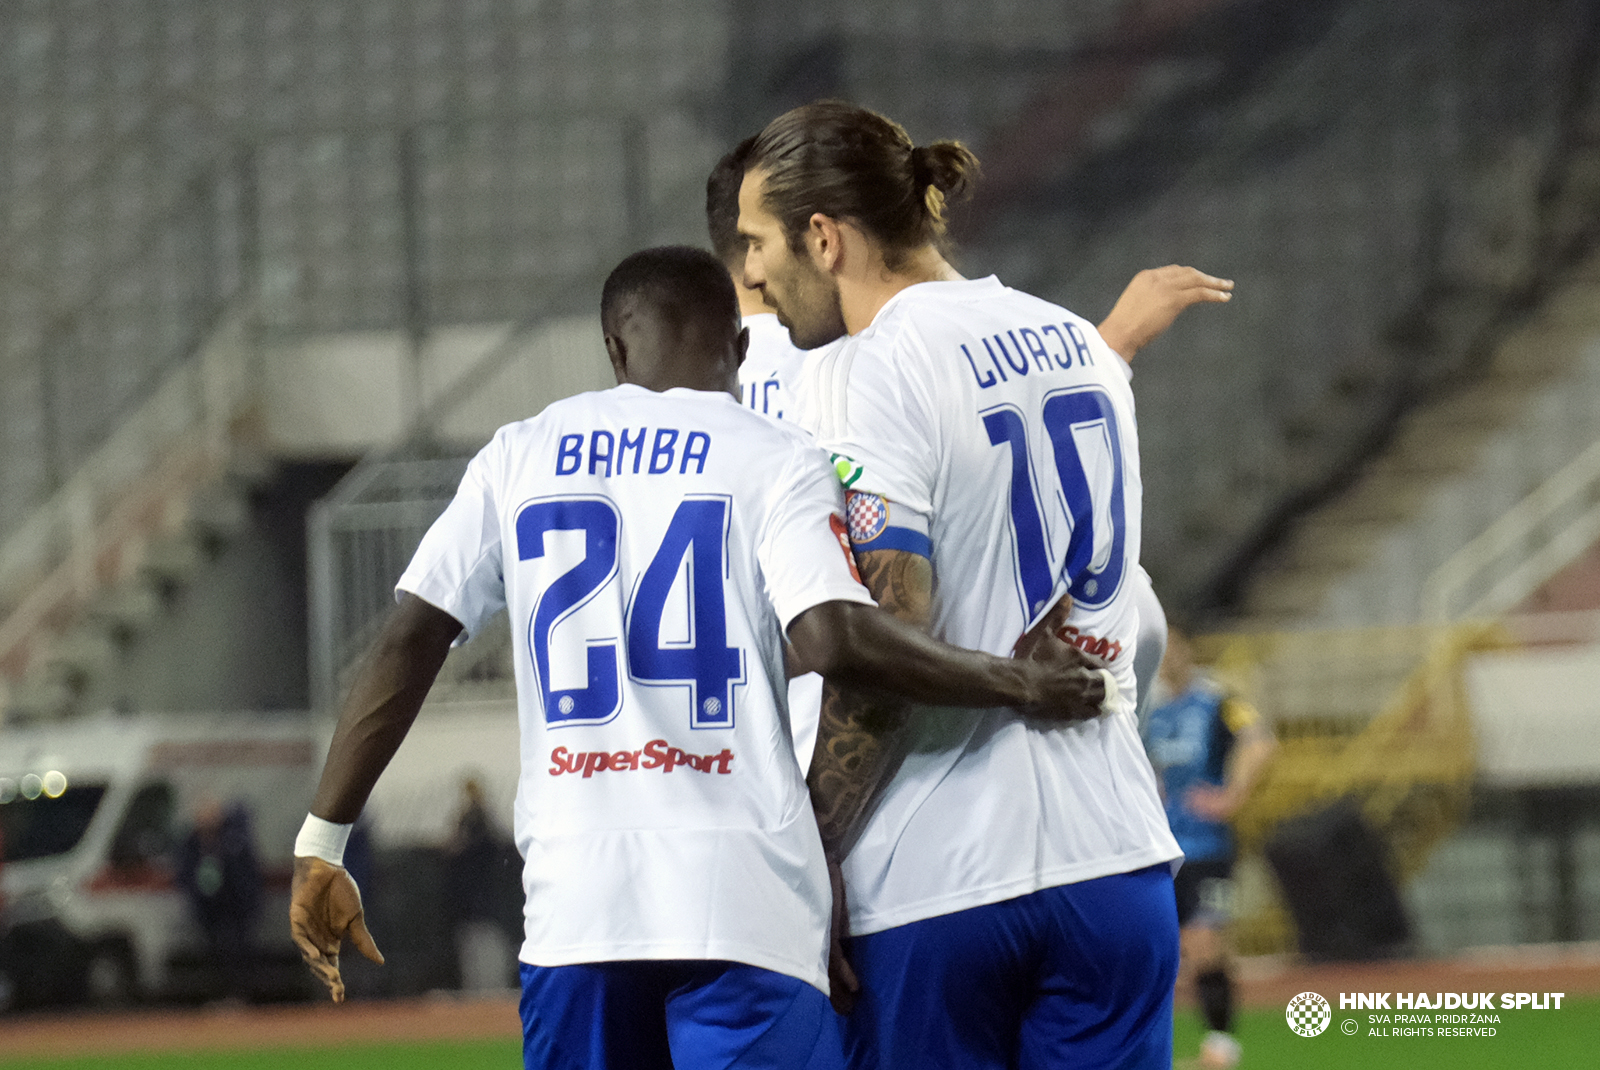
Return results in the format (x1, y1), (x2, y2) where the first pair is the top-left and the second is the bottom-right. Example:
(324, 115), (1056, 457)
(776, 274), (848, 351)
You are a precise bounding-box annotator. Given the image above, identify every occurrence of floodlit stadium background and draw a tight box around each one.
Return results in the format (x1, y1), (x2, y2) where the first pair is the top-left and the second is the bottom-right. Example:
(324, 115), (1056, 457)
(0, 0), (1598, 1065)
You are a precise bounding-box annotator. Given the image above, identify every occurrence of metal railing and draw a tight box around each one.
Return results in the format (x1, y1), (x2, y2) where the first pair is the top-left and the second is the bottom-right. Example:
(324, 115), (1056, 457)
(1195, 619), (1508, 955)
(1422, 437), (1600, 621)
(306, 303), (617, 711)
(306, 456), (472, 713)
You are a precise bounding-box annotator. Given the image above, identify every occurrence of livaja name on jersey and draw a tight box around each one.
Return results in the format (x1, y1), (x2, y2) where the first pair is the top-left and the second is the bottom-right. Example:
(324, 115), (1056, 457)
(549, 739), (735, 778)
(960, 318), (1098, 390)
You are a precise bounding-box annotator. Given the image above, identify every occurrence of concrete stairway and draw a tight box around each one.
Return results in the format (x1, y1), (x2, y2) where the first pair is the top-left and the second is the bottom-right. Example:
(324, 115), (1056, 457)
(1237, 252), (1600, 629)
(0, 459), (272, 721)
(0, 309), (264, 724)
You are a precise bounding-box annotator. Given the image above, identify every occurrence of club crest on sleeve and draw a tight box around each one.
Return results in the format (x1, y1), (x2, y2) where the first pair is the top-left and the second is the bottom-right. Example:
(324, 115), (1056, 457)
(846, 492), (888, 543)
(829, 452), (865, 488)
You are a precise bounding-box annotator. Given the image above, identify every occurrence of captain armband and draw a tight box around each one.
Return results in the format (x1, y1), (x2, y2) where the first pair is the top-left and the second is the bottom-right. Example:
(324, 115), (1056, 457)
(845, 491), (931, 558)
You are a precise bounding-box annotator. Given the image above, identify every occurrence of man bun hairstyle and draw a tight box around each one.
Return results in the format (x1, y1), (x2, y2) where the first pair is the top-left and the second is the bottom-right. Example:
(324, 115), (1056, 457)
(746, 101), (980, 270)
(705, 136), (756, 272)
(601, 245), (739, 338)
(911, 141), (979, 237)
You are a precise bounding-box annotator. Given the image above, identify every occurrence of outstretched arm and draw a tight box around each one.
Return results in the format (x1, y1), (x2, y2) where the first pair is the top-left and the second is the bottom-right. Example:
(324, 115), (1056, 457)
(290, 593), (462, 1002)
(1097, 265), (1233, 362)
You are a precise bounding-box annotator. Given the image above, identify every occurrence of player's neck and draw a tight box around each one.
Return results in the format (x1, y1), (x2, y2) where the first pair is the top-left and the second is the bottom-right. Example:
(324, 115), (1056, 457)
(841, 245), (963, 335)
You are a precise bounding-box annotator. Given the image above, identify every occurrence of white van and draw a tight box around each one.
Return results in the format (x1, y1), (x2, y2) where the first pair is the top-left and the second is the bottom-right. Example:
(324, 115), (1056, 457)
(0, 712), (320, 1009)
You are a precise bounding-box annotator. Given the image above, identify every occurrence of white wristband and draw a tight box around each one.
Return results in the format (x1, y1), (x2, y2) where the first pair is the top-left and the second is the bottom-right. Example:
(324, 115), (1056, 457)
(295, 814), (353, 867)
(1097, 669), (1120, 712)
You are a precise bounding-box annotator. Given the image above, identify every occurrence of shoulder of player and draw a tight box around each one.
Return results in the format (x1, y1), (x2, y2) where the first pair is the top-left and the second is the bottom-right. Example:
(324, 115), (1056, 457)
(825, 301), (941, 381)
(869, 277), (1093, 358)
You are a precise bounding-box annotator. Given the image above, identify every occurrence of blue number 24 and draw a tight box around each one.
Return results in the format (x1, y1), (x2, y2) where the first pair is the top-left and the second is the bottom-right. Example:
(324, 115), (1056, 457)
(983, 386), (1128, 619)
(515, 495), (744, 728)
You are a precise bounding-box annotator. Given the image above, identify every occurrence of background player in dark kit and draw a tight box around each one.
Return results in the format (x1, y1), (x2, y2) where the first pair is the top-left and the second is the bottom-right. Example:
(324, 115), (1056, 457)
(1143, 625), (1277, 1069)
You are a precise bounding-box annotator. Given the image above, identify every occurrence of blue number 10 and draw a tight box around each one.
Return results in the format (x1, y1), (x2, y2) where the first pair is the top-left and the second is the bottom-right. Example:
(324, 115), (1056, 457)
(516, 495), (744, 728)
(983, 386), (1128, 617)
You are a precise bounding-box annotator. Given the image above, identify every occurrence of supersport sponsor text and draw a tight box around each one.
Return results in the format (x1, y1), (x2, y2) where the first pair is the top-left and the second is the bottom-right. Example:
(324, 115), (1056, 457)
(549, 740), (735, 778)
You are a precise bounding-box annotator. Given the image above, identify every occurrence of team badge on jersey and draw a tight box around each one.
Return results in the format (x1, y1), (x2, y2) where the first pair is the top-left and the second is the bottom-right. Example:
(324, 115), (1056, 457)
(846, 492), (888, 543)
(829, 452), (865, 488)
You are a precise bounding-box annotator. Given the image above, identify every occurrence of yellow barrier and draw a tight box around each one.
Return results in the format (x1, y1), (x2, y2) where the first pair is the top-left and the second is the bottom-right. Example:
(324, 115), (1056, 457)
(1191, 621), (1516, 955)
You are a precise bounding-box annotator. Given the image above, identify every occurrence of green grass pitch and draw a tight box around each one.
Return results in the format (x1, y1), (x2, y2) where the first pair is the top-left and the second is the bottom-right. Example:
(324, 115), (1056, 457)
(1172, 995), (1599, 1069)
(4, 998), (1594, 1069)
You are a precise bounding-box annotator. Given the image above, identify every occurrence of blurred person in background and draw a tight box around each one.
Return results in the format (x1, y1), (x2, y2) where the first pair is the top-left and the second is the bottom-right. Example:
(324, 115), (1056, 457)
(446, 774), (515, 991)
(0, 822), (10, 1011)
(1142, 625), (1277, 1069)
(177, 796), (264, 1002)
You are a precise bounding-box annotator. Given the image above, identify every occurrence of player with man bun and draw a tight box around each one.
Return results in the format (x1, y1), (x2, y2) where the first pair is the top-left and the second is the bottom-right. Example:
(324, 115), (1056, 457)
(736, 101), (1190, 1069)
(704, 136), (1228, 760)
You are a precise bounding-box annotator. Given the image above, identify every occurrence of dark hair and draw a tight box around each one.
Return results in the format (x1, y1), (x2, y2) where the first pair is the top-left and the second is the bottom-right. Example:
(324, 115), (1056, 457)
(600, 245), (739, 336)
(705, 136), (756, 272)
(745, 101), (979, 269)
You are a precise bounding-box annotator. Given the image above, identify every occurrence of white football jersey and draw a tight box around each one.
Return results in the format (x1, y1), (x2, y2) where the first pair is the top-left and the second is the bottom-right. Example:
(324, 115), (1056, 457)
(739, 311), (834, 771)
(739, 312), (809, 422)
(801, 276), (1182, 935)
(397, 383), (875, 992)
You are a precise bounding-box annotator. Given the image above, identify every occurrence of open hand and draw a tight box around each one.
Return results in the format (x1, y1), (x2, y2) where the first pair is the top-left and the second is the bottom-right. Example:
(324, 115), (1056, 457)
(1098, 265), (1233, 361)
(289, 856), (384, 1003)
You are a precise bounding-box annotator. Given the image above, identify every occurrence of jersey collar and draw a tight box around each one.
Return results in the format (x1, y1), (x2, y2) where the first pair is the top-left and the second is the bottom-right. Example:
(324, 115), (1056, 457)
(861, 275), (1006, 334)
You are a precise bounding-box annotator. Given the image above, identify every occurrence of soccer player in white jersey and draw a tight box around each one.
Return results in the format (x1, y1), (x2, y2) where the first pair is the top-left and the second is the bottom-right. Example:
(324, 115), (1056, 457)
(706, 135), (839, 775)
(288, 246), (1115, 1070)
(737, 102), (1204, 1069)
(705, 140), (1226, 757)
(714, 147), (815, 427)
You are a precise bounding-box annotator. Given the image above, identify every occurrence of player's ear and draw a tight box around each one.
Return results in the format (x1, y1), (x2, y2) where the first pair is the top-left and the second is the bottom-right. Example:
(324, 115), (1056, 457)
(603, 334), (629, 385)
(808, 213), (843, 273)
(735, 325), (749, 369)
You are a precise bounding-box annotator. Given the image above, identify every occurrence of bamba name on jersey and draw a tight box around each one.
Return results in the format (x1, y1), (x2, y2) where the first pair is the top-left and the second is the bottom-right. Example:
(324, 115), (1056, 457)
(556, 427), (713, 478)
(549, 739), (736, 777)
(961, 320), (1098, 390)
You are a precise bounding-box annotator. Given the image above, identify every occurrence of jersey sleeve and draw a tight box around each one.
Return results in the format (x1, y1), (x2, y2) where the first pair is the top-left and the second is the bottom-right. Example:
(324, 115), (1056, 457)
(809, 333), (941, 518)
(395, 440), (506, 643)
(757, 442), (878, 631)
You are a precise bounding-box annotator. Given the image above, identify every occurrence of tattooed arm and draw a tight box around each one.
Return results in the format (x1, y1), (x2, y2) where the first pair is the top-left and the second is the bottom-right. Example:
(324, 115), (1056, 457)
(796, 549), (931, 859)
(786, 550), (1106, 857)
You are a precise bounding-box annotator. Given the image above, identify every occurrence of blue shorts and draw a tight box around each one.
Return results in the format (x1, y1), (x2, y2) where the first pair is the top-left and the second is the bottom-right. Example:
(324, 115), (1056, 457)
(519, 959), (845, 1070)
(841, 864), (1178, 1070)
